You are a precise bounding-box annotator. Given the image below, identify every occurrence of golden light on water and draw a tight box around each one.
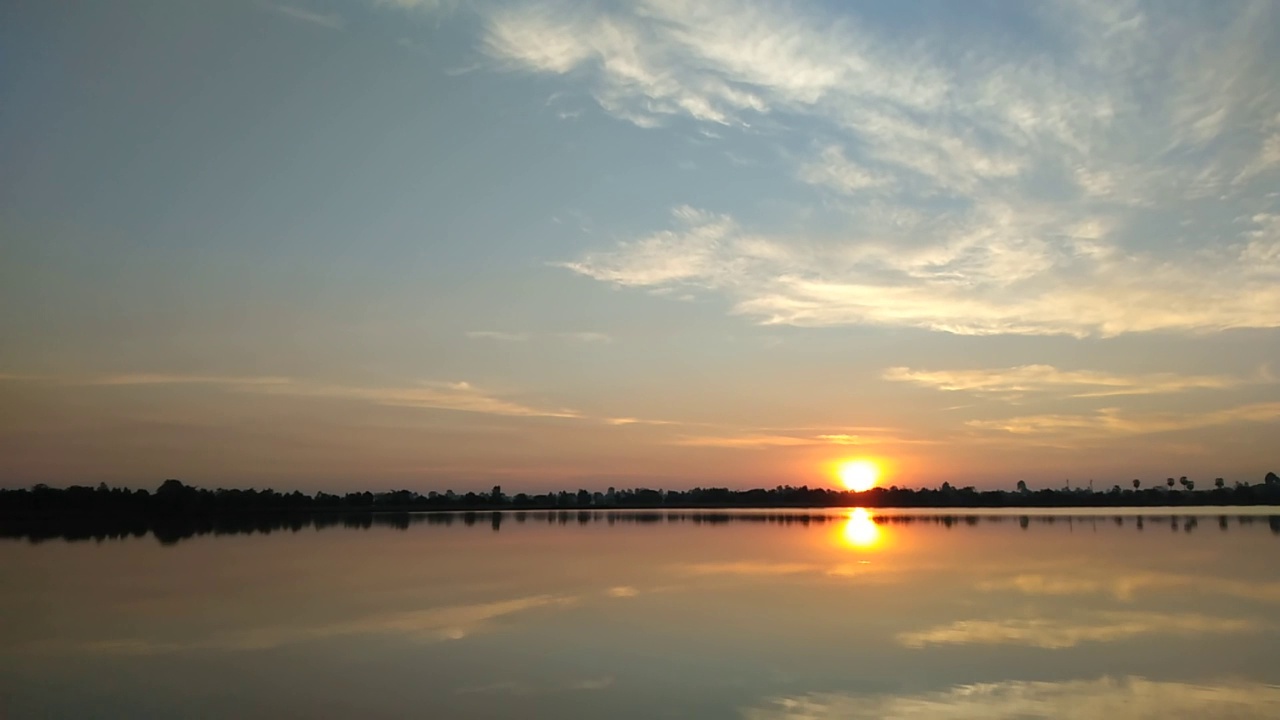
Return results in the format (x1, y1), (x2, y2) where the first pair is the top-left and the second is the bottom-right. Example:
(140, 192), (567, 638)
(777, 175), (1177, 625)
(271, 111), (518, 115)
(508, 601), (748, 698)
(837, 459), (881, 492)
(841, 508), (882, 549)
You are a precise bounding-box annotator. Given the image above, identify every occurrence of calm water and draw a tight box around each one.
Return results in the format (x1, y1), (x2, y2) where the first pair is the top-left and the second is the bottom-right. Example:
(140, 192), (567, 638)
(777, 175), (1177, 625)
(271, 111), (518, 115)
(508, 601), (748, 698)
(3, 508), (1280, 718)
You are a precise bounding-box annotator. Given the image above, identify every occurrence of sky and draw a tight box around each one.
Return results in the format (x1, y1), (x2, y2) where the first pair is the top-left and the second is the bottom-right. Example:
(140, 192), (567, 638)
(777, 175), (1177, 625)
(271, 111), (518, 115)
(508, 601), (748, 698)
(2, 0), (1279, 492)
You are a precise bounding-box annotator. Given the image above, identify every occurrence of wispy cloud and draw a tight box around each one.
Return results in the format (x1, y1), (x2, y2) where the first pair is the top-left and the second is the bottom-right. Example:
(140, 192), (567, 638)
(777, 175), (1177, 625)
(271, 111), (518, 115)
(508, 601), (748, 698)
(604, 417), (678, 427)
(559, 331), (612, 344)
(4, 372), (582, 420)
(674, 434), (821, 449)
(561, 204), (1280, 337)
(743, 677), (1280, 720)
(255, 379), (583, 419)
(897, 612), (1258, 650)
(88, 374), (293, 387)
(271, 4), (346, 31)
(883, 365), (1249, 398)
(465, 330), (612, 344)
(672, 433), (903, 449)
(968, 402), (1280, 439)
(456, 676), (613, 695)
(465, 330), (530, 342)
(462, 0), (1280, 337)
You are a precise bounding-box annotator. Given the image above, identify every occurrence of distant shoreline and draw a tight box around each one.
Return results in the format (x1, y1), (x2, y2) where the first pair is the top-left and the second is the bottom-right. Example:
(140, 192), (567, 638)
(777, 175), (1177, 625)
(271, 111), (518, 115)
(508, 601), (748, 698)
(4, 476), (1279, 516)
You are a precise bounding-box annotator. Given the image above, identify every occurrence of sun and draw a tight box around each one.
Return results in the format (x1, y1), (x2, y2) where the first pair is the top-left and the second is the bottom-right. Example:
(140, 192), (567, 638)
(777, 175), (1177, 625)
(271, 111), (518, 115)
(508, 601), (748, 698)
(837, 459), (880, 492)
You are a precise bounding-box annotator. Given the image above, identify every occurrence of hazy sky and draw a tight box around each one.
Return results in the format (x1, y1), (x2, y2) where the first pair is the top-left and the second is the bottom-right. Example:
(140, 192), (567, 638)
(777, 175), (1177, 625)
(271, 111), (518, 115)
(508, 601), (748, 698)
(3, 0), (1279, 491)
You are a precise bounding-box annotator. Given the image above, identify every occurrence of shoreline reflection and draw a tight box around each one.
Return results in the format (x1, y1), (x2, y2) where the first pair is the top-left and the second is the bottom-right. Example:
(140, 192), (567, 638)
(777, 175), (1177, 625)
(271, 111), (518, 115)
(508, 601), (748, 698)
(2, 509), (1278, 546)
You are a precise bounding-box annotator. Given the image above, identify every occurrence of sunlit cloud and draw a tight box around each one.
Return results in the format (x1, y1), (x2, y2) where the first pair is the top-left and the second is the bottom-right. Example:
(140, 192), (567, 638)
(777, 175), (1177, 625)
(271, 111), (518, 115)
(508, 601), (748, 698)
(883, 365), (1250, 398)
(562, 205), (1280, 337)
(606, 586), (638, 598)
(673, 429), (923, 449)
(897, 612), (1258, 650)
(254, 379), (583, 419)
(674, 434), (821, 449)
(603, 417), (679, 426)
(968, 402), (1280, 439)
(743, 677), (1280, 720)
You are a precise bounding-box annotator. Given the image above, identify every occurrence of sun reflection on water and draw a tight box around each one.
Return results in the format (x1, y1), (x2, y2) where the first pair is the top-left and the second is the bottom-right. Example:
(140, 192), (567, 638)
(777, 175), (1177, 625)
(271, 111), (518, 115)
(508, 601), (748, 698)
(840, 508), (883, 550)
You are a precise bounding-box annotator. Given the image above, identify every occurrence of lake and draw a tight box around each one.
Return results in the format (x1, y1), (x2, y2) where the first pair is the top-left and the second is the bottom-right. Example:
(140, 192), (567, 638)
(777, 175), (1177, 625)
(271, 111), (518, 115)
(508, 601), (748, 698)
(3, 508), (1280, 718)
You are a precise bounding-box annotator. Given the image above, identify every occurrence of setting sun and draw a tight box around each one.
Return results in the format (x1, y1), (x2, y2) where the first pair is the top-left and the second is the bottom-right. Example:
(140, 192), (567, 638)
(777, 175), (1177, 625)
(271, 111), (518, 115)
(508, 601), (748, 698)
(837, 459), (881, 492)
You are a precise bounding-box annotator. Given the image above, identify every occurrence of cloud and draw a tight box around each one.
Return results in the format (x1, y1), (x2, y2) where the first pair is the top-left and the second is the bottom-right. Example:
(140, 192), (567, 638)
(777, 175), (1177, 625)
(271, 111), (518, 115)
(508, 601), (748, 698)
(462, 1), (1280, 337)
(674, 434), (822, 449)
(465, 330), (612, 344)
(0, 373), (41, 382)
(968, 402), (1280, 439)
(456, 676), (613, 695)
(559, 331), (613, 344)
(672, 425), (925, 449)
(374, 0), (462, 12)
(883, 365), (1248, 398)
(896, 612), (1258, 650)
(743, 677), (1280, 720)
(603, 417), (679, 426)
(271, 4), (346, 30)
(465, 331), (530, 342)
(15, 372), (578, 419)
(2, 371), (701, 426)
(256, 379), (583, 419)
(798, 145), (895, 194)
(561, 204), (1280, 337)
(606, 586), (638, 598)
(87, 374), (293, 387)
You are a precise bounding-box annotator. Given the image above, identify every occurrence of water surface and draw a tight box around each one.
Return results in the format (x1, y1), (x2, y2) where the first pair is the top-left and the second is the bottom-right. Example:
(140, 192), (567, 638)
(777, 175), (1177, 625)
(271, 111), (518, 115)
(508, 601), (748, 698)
(3, 508), (1279, 718)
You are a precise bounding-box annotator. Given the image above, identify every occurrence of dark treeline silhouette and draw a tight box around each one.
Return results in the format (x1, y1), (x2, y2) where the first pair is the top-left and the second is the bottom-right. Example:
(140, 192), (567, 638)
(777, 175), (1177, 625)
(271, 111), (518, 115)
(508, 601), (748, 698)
(3, 473), (1279, 520)
(4, 507), (1279, 546)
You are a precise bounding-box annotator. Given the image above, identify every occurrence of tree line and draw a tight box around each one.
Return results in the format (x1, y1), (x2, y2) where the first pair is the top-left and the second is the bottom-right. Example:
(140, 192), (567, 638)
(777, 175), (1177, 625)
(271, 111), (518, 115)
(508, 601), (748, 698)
(2, 471), (1278, 518)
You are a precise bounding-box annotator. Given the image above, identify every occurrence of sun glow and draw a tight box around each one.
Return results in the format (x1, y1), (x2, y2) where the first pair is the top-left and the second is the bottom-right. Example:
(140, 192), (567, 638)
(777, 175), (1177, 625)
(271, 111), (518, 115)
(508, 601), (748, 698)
(841, 508), (882, 549)
(837, 459), (881, 492)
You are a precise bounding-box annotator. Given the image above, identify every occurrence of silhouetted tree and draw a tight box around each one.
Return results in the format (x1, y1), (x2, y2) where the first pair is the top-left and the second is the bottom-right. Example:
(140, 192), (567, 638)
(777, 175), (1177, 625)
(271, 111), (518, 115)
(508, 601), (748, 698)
(1215, 478), (1225, 489)
(1133, 479), (1141, 490)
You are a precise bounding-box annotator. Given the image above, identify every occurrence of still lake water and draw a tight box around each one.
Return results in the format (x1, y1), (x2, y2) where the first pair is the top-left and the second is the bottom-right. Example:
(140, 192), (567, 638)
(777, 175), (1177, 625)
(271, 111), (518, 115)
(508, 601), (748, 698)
(3, 508), (1280, 718)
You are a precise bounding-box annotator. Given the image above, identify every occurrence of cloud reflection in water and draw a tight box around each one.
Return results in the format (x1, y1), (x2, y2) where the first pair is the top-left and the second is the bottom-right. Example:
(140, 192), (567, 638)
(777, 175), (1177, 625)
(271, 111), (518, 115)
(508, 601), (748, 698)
(743, 677), (1280, 719)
